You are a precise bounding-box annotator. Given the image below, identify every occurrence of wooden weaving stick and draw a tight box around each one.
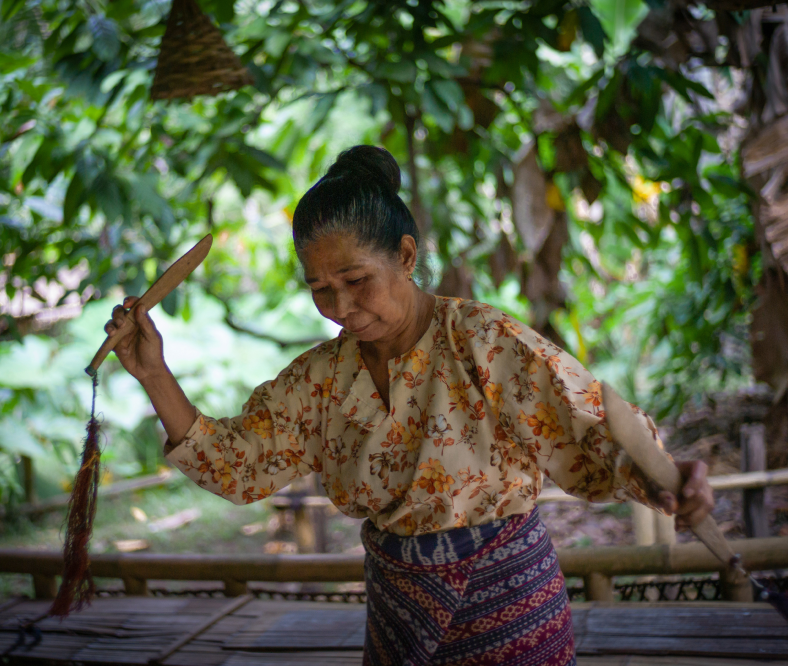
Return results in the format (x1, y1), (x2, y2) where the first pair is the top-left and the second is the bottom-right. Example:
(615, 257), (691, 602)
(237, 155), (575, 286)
(85, 233), (213, 376)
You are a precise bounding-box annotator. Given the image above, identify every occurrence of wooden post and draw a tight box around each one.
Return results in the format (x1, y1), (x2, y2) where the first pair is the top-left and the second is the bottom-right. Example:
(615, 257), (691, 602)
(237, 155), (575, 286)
(721, 567), (753, 602)
(583, 572), (614, 602)
(224, 579), (248, 596)
(21, 456), (35, 504)
(654, 511), (676, 545)
(32, 574), (57, 599)
(631, 502), (656, 546)
(123, 577), (148, 596)
(741, 423), (768, 538)
(632, 502), (675, 547)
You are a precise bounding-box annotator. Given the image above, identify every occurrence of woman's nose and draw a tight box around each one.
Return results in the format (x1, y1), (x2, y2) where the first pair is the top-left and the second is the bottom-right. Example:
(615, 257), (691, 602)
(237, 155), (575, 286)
(332, 289), (353, 320)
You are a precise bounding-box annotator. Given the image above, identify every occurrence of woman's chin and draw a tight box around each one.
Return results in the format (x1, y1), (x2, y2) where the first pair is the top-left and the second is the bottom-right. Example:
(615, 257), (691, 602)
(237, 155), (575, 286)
(349, 322), (379, 340)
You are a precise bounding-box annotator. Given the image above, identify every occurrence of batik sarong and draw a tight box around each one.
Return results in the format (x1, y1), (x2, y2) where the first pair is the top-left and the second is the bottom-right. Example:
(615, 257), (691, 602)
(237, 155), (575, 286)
(361, 506), (575, 666)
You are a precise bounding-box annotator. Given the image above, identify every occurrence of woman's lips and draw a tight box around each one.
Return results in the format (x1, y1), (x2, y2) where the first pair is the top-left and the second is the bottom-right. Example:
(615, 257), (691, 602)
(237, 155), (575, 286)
(349, 322), (372, 334)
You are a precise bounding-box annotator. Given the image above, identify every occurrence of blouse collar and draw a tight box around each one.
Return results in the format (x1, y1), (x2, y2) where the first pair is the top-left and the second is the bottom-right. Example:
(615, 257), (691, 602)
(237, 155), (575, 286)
(338, 296), (443, 431)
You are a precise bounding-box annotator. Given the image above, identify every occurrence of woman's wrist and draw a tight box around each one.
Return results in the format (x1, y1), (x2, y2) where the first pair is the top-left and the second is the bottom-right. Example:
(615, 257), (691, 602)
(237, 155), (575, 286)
(138, 364), (174, 392)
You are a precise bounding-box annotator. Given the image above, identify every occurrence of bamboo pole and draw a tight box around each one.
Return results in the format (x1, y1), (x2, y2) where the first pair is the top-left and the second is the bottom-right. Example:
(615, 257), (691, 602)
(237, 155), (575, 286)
(7, 536), (788, 585)
(12, 467), (788, 520)
(536, 467), (788, 504)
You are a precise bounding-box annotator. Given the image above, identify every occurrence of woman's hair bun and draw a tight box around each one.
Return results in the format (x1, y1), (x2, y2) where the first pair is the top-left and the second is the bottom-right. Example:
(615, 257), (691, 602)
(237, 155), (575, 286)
(326, 145), (401, 195)
(293, 144), (419, 259)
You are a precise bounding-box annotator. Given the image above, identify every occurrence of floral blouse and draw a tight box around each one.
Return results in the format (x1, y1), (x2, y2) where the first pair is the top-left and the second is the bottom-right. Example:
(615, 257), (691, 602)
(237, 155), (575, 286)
(166, 296), (660, 536)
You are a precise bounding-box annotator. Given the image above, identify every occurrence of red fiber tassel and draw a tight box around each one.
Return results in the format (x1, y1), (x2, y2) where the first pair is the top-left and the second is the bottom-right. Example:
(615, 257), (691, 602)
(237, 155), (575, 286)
(50, 373), (101, 617)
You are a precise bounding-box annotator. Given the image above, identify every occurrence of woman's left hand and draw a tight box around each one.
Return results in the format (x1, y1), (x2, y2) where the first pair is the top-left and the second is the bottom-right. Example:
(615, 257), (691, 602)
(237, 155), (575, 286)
(656, 460), (715, 531)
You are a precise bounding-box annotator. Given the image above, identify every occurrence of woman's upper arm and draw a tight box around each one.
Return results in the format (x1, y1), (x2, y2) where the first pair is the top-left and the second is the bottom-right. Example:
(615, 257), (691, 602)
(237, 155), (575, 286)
(467, 307), (656, 503)
(165, 349), (327, 504)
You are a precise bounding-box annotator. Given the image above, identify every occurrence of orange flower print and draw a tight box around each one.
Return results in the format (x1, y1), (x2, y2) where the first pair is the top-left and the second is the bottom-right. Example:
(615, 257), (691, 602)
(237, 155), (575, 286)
(242, 409), (274, 439)
(403, 417), (424, 452)
(479, 491), (503, 515)
(386, 421), (405, 447)
(409, 348), (430, 375)
(312, 377), (333, 399)
(579, 380), (602, 408)
(220, 459), (235, 495)
(326, 438), (343, 460)
(198, 416), (216, 436)
(526, 402), (565, 440)
(484, 382), (504, 417)
(332, 477), (349, 506)
(416, 458), (455, 494)
(260, 451), (287, 475)
(493, 318), (522, 338)
(370, 451), (399, 487)
(396, 514), (417, 536)
(451, 327), (467, 353)
(448, 381), (471, 412)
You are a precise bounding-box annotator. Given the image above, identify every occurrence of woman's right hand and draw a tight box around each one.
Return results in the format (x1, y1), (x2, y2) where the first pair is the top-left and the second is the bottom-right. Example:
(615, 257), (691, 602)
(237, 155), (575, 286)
(104, 296), (167, 382)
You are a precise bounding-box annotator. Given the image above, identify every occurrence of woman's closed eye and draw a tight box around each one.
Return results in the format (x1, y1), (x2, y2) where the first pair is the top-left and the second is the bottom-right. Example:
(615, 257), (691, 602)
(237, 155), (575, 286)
(347, 277), (365, 285)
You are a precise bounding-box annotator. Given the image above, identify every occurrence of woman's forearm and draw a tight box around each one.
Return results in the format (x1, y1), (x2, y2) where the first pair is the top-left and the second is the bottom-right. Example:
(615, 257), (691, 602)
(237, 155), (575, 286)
(140, 367), (198, 447)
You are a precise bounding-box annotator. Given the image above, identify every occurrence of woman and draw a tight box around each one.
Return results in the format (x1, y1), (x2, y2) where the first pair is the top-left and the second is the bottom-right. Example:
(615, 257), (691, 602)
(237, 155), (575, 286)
(106, 145), (714, 666)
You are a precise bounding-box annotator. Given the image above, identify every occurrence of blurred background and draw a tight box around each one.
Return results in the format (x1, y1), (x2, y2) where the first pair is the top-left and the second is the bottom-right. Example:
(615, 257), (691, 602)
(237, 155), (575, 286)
(1, 0), (787, 596)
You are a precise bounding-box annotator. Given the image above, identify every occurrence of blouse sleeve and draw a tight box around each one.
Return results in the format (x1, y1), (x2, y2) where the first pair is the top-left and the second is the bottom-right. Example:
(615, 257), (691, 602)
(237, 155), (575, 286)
(464, 306), (662, 506)
(164, 346), (327, 505)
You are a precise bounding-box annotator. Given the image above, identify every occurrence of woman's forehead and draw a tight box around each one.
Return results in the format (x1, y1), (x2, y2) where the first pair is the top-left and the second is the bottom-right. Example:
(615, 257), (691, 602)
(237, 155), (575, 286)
(300, 234), (382, 281)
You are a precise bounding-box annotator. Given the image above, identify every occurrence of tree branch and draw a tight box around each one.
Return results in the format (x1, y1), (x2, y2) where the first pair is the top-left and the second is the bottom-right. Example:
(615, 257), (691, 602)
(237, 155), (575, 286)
(202, 284), (329, 348)
(222, 312), (328, 348)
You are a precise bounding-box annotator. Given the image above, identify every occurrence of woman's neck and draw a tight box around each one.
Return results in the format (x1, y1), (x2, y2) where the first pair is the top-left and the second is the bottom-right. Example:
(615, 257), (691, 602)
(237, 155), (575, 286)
(361, 289), (436, 365)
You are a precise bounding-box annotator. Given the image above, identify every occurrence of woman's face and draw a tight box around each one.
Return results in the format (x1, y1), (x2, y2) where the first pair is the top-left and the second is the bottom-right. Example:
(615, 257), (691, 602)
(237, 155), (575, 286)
(300, 233), (416, 342)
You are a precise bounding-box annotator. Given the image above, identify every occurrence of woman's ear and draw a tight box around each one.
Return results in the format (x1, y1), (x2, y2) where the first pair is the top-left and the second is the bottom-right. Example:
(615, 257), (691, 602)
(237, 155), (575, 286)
(399, 235), (418, 273)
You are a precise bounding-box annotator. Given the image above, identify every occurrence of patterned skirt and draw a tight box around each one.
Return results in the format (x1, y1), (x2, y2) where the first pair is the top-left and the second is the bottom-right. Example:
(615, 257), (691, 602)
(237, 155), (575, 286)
(361, 507), (576, 666)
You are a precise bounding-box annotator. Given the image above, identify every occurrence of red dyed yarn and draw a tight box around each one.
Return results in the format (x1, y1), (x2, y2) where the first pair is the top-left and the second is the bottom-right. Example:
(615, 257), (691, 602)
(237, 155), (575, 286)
(50, 372), (101, 617)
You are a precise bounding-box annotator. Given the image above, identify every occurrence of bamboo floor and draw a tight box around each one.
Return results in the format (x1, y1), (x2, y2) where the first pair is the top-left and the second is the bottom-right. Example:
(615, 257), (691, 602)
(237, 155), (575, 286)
(0, 596), (785, 665)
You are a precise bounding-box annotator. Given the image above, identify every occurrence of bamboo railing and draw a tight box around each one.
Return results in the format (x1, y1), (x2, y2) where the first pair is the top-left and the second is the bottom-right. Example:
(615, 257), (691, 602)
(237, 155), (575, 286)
(8, 536), (788, 603)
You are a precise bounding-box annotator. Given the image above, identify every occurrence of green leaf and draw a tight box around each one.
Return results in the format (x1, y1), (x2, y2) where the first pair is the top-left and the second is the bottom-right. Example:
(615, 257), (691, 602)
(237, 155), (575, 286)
(375, 60), (418, 83)
(0, 419), (47, 458)
(88, 15), (121, 62)
(422, 83), (454, 133)
(10, 133), (43, 187)
(63, 171), (86, 226)
(430, 78), (464, 112)
(576, 6), (607, 58)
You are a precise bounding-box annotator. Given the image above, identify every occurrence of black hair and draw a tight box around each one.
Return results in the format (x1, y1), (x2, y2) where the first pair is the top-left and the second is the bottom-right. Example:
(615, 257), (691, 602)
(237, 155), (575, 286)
(292, 145), (420, 259)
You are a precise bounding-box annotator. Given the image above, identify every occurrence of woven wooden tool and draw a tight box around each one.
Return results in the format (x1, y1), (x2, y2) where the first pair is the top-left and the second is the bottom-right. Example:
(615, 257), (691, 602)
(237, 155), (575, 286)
(86, 233), (213, 376)
(151, 0), (253, 100)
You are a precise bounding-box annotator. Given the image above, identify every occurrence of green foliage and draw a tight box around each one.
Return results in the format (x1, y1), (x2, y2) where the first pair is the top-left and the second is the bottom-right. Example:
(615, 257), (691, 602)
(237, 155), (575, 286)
(0, 0), (761, 498)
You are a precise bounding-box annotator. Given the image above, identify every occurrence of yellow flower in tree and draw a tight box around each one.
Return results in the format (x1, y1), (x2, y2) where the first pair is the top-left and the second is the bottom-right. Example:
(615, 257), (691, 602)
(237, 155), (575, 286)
(416, 458), (455, 494)
(242, 409), (274, 439)
(484, 382), (504, 416)
(409, 348), (430, 375)
(526, 402), (565, 440)
(632, 175), (662, 203)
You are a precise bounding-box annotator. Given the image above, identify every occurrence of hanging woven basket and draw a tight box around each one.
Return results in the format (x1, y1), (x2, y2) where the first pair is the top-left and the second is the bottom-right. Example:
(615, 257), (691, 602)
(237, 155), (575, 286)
(151, 0), (253, 101)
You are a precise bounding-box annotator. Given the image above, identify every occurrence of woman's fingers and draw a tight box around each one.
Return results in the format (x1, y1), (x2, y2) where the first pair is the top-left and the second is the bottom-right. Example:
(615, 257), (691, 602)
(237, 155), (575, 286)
(674, 460), (714, 529)
(657, 490), (678, 515)
(135, 304), (156, 338)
